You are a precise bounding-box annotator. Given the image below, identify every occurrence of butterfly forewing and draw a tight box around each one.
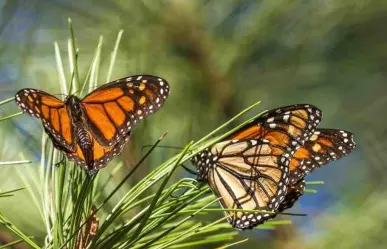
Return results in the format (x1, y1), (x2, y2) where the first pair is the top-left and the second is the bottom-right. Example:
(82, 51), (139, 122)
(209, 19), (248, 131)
(229, 104), (322, 150)
(289, 129), (356, 184)
(277, 129), (356, 211)
(82, 75), (170, 147)
(15, 89), (76, 152)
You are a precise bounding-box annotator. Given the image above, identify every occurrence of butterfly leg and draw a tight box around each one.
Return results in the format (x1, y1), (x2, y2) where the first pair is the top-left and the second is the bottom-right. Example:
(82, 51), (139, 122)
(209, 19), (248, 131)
(169, 165), (192, 199)
(55, 153), (66, 167)
(44, 127), (73, 168)
(169, 187), (190, 199)
(181, 164), (198, 176)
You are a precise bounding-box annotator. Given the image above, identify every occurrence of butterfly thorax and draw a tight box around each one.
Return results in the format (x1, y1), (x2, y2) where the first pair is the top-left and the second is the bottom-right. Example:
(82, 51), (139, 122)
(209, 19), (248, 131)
(192, 148), (217, 180)
(65, 95), (84, 123)
(65, 95), (94, 169)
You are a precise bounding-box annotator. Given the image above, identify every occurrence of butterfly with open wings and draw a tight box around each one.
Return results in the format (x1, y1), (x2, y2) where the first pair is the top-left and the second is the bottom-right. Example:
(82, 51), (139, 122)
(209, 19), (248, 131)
(15, 75), (170, 174)
(191, 104), (355, 229)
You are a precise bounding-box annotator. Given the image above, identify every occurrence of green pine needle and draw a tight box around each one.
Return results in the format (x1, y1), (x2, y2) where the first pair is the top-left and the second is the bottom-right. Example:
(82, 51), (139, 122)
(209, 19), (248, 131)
(0, 160), (31, 165)
(0, 111), (23, 122)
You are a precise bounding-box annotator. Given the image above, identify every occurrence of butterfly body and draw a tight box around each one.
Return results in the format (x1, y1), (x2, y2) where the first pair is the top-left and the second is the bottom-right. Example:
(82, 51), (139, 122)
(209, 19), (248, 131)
(61, 95), (94, 169)
(15, 75), (170, 174)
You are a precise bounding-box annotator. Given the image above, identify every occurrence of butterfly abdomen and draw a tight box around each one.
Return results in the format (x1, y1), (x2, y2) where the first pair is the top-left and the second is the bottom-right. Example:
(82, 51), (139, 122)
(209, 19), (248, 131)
(76, 127), (92, 148)
(75, 126), (94, 170)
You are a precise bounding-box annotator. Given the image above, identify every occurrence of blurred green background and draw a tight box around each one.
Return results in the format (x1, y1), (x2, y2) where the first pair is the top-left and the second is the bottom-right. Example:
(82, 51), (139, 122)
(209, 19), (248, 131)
(0, 0), (386, 248)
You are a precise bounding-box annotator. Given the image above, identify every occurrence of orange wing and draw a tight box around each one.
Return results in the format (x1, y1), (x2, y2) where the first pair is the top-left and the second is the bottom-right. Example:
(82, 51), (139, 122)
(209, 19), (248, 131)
(269, 129), (355, 214)
(289, 129), (356, 184)
(228, 104), (322, 151)
(81, 75), (170, 147)
(65, 131), (131, 173)
(15, 89), (75, 151)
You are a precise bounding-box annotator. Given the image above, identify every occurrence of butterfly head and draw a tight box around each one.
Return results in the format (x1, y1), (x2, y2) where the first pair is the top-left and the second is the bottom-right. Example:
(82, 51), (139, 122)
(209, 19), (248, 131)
(65, 95), (84, 123)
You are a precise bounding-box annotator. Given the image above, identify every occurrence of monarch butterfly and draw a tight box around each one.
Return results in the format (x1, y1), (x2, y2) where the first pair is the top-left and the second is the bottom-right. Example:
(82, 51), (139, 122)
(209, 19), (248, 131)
(277, 128), (355, 212)
(15, 75), (170, 174)
(192, 104), (323, 229)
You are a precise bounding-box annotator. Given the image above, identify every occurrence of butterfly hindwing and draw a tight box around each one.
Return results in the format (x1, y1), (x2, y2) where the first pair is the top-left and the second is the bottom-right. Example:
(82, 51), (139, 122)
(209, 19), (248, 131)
(194, 138), (291, 229)
(15, 89), (76, 152)
(81, 75), (170, 147)
(61, 131), (132, 173)
(289, 129), (356, 184)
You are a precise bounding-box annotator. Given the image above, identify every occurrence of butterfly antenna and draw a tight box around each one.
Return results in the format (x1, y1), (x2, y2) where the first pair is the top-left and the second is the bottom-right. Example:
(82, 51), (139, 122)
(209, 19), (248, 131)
(72, 88), (87, 96)
(52, 93), (68, 99)
(275, 211), (308, 217)
(73, 84), (100, 96)
(181, 164), (198, 176)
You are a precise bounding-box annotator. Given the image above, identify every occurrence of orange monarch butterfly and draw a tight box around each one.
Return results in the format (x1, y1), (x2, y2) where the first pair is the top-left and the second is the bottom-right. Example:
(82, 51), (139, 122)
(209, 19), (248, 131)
(15, 75), (170, 174)
(191, 104), (322, 229)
